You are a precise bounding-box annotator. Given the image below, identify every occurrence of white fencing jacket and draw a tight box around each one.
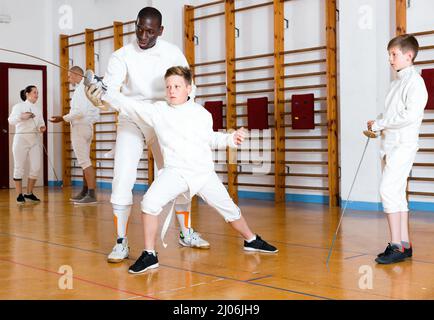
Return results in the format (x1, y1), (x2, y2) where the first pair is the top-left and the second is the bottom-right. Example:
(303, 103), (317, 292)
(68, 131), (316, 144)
(104, 95), (236, 198)
(103, 39), (195, 109)
(372, 65), (428, 156)
(8, 100), (45, 143)
(64, 79), (100, 125)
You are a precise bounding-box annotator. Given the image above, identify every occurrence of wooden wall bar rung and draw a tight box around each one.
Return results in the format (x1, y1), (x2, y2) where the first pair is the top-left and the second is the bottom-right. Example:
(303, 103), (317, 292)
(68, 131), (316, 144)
(194, 71), (226, 78)
(236, 172), (274, 176)
(93, 35), (115, 43)
(67, 31), (85, 38)
(285, 185), (329, 191)
(235, 183), (275, 188)
(93, 25), (114, 33)
(420, 134), (434, 138)
(413, 163), (434, 167)
(285, 173), (328, 178)
(192, 59), (226, 67)
(94, 130), (117, 134)
(283, 71), (327, 79)
(285, 148), (328, 152)
(234, 1), (273, 13)
(422, 119), (434, 123)
(234, 52), (274, 62)
(282, 46), (326, 55)
(65, 42), (85, 48)
(409, 177), (434, 182)
(281, 84), (327, 91)
(283, 59), (327, 68)
(95, 121), (116, 125)
(193, 12), (225, 21)
(412, 29), (434, 36)
(196, 81), (226, 88)
(419, 45), (434, 51)
(235, 65), (274, 73)
(233, 76), (274, 84)
(121, 31), (135, 37)
(286, 161), (328, 165)
(414, 60), (434, 66)
(285, 135), (328, 140)
(195, 92), (226, 99)
(233, 88), (274, 95)
(193, 0), (224, 10)
(407, 191), (434, 196)
(418, 149), (434, 152)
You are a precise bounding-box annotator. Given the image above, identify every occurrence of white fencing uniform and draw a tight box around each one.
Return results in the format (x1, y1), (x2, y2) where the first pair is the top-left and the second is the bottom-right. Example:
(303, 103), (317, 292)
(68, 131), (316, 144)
(8, 100), (45, 180)
(102, 94), (241, 222)
(372, 66), (428, 214)
(63, 79), (100, 170)
(103, 39), (195, 206)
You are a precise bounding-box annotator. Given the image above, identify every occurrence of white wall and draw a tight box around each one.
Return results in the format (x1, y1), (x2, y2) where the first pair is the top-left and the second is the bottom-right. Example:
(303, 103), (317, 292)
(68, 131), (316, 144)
(406, 0), (434, 205)
(339, 0), (392, 205)
(0, 0), (57, 182)
(2, 0), (433, 208)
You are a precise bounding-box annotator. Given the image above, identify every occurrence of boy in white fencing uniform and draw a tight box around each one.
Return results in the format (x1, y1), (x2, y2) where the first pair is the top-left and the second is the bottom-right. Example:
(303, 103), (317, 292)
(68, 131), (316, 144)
(99, 7), (209, 262)
(86, 66), (278, 274)
(8, 85), (46, 204)
(50, 66), (100, 204)
(367, 34), (428, 264)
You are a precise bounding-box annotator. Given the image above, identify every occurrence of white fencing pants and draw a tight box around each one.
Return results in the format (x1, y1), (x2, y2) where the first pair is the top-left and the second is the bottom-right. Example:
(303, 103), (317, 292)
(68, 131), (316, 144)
(380, 144), (418, 214)
(109, 118), (174, 206)
(12, 136), (41, 180)
(141, 169), (241, 222)
(70, 123), (93, 170)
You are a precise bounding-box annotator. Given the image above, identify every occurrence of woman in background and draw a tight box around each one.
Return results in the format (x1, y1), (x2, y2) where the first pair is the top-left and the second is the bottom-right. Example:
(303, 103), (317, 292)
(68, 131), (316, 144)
(8, 85), (46, 204)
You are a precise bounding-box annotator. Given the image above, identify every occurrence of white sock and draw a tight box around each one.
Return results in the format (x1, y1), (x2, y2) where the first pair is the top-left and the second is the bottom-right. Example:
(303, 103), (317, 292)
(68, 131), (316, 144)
(145, 249), (156, 256)
(246, 235), (257, 243)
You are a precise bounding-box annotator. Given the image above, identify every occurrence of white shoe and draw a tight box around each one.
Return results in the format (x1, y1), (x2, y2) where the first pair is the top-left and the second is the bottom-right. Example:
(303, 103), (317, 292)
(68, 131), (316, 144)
(179, 229), (210, 249)
(107, 238), (129, 263)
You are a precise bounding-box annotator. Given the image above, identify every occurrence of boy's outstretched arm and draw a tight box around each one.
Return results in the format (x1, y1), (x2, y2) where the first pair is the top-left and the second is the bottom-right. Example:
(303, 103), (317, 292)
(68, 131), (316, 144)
(85, 85), (156, 128)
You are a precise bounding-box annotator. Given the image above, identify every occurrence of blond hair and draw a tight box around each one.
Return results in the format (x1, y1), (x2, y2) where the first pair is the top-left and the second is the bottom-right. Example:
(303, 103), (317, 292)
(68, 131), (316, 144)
(164, 66), (192, 85)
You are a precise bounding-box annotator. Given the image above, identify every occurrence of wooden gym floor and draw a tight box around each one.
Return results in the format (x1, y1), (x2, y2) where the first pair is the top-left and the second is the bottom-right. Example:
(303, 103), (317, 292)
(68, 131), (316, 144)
(0, 186), (433, 300)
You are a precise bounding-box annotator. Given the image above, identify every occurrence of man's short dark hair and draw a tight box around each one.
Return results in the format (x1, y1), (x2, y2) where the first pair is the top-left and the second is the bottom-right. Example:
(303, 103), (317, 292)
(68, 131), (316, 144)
(137, 7), (162, 26)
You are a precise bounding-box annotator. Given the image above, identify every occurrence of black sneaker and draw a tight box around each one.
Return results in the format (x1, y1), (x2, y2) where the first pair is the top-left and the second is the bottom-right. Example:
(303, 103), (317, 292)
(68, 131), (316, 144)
(128, 251), (159, 274)
(375, 244), (407, 264)
(404, 246), (413, 258)
(24, 193), (40, 203)
(16, 194), (25, 205)
(244, 235), (278, 253)
(378, 243), (412, 258)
